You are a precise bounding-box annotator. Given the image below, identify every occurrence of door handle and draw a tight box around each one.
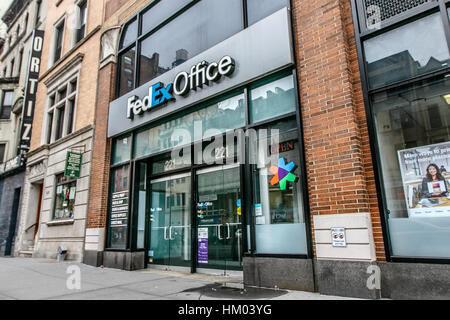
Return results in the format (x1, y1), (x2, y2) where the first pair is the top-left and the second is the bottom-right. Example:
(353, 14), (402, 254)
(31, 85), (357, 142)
(217, 224), (223, 240)
(226, 223), (231, 240)
(163, 227), (169, 240)
(169, 226), (175, 240)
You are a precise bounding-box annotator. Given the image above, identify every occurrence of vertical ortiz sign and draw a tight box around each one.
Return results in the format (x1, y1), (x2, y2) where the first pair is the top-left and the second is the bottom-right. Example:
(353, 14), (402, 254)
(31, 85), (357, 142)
(19, 30), (44, 152)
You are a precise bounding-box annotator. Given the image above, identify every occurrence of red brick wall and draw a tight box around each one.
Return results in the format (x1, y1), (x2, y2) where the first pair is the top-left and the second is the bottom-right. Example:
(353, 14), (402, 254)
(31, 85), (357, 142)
(292, 0), (386, 260)
(86, 63), (114, 229)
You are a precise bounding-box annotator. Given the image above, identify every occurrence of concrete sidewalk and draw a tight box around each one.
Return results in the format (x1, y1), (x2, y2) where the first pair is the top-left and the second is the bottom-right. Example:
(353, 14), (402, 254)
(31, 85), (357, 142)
(0, 257), (359, 300)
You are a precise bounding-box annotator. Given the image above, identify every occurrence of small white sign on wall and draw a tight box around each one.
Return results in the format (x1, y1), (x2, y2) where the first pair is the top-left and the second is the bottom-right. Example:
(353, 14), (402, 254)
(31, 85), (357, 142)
(331, 227), (346, 247)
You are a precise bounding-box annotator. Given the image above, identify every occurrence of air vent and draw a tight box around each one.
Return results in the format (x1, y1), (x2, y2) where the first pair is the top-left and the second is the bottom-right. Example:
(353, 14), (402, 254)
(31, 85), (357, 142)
(364, 0), (432, 24)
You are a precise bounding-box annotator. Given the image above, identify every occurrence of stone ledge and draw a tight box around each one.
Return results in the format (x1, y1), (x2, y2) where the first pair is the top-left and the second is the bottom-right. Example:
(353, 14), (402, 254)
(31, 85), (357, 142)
(46, 219), (75, 226)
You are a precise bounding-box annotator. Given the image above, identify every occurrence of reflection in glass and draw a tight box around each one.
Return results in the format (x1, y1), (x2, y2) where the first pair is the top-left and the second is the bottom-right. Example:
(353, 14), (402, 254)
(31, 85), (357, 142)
(247, 0), (289, 26)
(120, 19), (137, 49)
(372, 76), (450, 257)
(118, 47), (136, 96)
(53, 175), (76, 220)
(250, 75), (296, 124)
(139, 0), (243, 85)
(196, 166), (242, 270)
(151, 153), (191, 175)
(150, 174), (191, 267)
(141, 0), (192, 34)
(113, 135), (131, 164)
(136, 162), (147, 249)
(364, 13), (450, 89)
(135, 93), (245, 158)
(251, 126), (307, 254)
(109, 165), (129, 249)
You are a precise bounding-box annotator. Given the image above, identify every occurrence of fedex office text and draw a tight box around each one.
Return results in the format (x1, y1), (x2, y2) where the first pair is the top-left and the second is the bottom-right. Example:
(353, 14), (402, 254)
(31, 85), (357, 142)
(127, 55), (235, 119)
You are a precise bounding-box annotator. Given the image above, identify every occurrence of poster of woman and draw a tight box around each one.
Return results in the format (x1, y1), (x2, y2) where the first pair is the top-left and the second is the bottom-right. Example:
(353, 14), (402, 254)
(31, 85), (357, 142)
(398, 142), (450, 217)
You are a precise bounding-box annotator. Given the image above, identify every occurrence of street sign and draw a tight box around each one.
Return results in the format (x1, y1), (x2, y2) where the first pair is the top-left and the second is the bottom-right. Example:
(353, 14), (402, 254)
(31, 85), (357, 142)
(64, 151), (83, 178)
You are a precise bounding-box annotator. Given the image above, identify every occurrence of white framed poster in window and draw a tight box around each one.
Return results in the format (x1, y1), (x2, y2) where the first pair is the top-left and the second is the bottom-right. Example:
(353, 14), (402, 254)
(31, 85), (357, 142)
(398, 141), (450, 217)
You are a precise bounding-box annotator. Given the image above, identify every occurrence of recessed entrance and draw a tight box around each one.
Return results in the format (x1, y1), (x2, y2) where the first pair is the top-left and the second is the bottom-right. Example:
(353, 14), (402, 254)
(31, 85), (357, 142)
(149, 172), (192, 268)
(196, 164), (242, 273)
(146, 163), (243, 275)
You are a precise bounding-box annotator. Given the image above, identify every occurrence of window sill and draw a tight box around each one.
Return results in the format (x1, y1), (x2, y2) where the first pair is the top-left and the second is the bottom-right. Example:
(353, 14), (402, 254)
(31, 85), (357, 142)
(46, 219), (75, 226)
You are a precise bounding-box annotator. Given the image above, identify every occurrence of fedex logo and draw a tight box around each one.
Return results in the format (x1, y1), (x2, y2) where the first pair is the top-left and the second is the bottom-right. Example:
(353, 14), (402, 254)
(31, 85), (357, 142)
(127, 82), (174, 119)
(126, 56), (235, 120)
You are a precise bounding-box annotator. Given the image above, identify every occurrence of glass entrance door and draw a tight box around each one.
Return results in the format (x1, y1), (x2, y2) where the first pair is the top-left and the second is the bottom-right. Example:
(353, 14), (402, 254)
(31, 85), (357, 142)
(149, 173), (191, 267)
(196, 164), (243, 272)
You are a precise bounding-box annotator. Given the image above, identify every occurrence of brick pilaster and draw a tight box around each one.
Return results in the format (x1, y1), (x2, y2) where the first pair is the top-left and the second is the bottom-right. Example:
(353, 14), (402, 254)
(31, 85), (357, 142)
(292, 0), (386, 260)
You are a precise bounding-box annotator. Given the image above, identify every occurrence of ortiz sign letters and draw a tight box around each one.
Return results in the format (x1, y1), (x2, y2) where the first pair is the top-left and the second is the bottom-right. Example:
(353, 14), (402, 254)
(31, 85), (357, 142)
(19, 29), (44, 152)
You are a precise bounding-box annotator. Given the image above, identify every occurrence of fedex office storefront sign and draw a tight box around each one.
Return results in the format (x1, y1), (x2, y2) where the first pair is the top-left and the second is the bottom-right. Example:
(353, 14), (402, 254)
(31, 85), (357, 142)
(127, 56), (235, 119)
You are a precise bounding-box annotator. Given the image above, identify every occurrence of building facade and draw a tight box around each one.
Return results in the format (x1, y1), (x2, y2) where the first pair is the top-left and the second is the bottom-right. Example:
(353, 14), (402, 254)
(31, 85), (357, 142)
(14, 0), (103, 261)
(84, 0), (377, 296)
(0, 0), (47, 257)
(82, 0), (450, 299)
(5, 0), (450, 300)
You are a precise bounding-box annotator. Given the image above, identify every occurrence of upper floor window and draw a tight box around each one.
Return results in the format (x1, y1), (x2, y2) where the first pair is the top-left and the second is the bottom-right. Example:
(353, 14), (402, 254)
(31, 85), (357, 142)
(36, 0), (42, 27)
(45, 77), (78, 144)
(76, 0), (88, 43)
(53, 19), (65, 63)
(9, 59), (15, 77)
(0, 143), (5, 163)
(246, 0), (289, 26)
(24, 13), (29, 35)
(117, 0), (290, 97)
(363, 12), (450, 89)
(1, 90), (14, 120)
(18, 49), (24, 77)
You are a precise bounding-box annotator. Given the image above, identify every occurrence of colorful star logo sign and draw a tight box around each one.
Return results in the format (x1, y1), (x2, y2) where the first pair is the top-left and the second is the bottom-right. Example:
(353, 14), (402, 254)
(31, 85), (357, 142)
(269, 158), (298, 191)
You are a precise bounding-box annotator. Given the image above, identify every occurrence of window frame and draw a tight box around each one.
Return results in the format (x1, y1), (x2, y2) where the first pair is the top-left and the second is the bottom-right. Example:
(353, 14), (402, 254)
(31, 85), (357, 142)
(44, 75), (79, 144)
(23, 12), (29, 36)
(115, 0), (292, 98)
(106, 67), (313, 259)
(18, 49), (24, 78)
(0, 142), (6, 163)
(1, 90), (14, 120)
(9, 58), (15, 78)
(74, 0), (88, 45)
(350, 0), (450, 263)
(52, 173), (77, 220)
(51, 16), (66, 66)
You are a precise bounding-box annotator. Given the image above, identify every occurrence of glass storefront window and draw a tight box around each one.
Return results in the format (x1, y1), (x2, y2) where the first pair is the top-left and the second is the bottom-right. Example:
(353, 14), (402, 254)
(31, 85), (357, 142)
(151, 153), (191, 175)
(372, 75), (450, 258)
(138, 0), (243, 85)
(120, 19), (137, 49)
(135, 93), (245, 158)
(136, 162), (147, 249)
(118, 46), (136, 97)
(150, 173), (192, 267)
(364, 12), (450, 89)
(109, 165), (130, 249)
(247, 0), (289, 26)
(113, 135), (131, 164)
(141, 0), (192, 35)
(53, 174), (76, 220)
(250, 120), (307, 254)
(249, 75), (296, 124)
